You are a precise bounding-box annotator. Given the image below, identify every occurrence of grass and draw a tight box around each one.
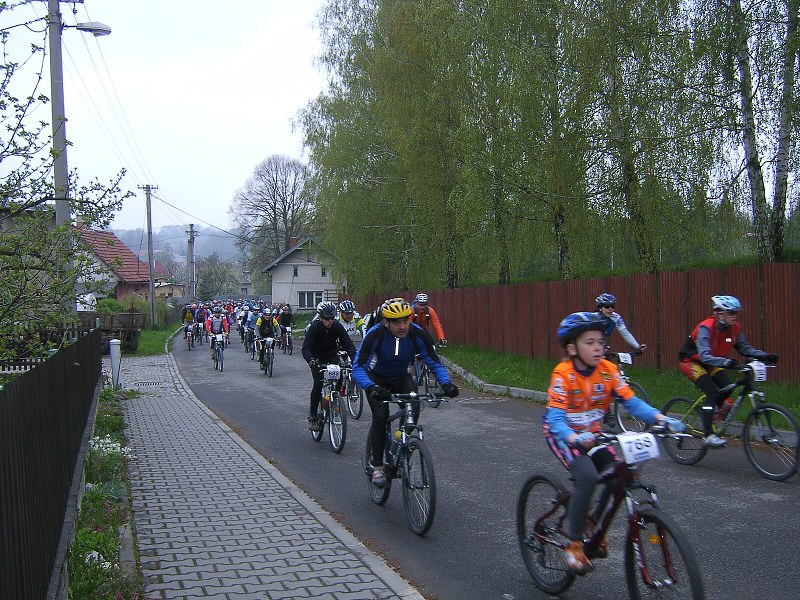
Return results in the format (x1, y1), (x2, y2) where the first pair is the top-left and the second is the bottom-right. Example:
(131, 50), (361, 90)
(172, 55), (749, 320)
(67, 385), (145, 599)
(445, 344), (800, 420)
(125, 324), (181, 356)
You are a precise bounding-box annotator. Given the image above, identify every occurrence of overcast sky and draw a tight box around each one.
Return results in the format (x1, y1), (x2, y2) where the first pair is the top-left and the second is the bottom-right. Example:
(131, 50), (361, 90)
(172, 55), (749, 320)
(12, 0), (328, 233)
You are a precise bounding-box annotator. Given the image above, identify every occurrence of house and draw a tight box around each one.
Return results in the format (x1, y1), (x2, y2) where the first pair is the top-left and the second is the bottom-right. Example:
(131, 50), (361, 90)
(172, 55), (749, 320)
(76, 226), (153, 301)
(261, 236), (344, 313)
(155, 282), (184, 299)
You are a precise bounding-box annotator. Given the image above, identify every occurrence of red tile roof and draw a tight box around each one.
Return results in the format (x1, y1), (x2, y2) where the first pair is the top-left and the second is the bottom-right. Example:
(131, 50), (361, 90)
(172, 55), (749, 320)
(77, 226), (151, 284)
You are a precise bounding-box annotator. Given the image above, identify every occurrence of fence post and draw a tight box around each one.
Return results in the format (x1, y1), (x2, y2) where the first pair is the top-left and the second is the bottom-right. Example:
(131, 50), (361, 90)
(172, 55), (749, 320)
(110, 339), (122, 388)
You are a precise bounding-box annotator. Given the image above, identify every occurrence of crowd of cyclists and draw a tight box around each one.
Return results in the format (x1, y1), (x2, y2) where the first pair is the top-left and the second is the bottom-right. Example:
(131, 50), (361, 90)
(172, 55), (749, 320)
(180, 288), (780, 579)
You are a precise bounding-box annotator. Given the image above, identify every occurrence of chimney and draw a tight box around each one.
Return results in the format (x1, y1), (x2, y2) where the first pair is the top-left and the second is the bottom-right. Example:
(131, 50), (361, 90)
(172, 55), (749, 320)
(290, 236), (298, 248)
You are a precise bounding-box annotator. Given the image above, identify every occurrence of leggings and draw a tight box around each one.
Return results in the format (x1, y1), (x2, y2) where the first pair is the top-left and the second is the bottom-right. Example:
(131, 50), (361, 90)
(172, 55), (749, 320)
(366, 374), (416, 466)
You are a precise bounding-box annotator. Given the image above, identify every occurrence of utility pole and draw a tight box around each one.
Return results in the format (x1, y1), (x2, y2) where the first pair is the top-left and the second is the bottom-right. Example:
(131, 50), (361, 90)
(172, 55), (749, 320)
(139, 184), (158, 327)
(48, 0), (69, 226)
(186, 224), (197, 300)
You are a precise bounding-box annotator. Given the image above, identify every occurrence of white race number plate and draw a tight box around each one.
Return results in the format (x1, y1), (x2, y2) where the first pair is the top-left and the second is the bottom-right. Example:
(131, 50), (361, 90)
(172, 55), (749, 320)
(618, 432), (660, 463)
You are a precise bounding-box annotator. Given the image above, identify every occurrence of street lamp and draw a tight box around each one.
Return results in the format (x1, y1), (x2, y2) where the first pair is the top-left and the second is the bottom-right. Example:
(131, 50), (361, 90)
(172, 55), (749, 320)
(47, 0), (111, 226)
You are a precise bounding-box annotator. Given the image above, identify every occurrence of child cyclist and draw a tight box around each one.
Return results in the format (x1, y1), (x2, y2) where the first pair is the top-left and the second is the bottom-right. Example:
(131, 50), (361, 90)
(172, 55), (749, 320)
(542, 312), (685, 575)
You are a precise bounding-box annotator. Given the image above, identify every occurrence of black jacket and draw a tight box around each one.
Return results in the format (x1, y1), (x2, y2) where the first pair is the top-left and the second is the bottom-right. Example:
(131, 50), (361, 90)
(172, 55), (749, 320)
(301, 319), (357, 364)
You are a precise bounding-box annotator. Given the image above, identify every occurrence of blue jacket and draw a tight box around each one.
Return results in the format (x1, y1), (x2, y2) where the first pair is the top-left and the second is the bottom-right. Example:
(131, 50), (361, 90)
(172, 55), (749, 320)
(353, 323), (451, 390)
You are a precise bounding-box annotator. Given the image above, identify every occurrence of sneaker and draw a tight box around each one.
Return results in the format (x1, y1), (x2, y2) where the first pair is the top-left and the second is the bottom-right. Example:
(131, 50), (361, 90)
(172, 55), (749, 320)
(586, 512), (609, 559)
(704, 433), (727, 448)
(564, 540), (593, 575)
(370, 464), (387, 488)
(307, 417), (321, 432)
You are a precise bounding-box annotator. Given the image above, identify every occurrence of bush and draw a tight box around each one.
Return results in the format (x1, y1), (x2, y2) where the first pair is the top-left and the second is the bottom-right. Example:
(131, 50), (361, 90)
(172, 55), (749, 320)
(97, 298), (126, 313)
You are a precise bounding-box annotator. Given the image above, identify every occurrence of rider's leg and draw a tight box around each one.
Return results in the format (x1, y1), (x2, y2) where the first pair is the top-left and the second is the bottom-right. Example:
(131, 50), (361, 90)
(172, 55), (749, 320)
(308, 366), (324, 428)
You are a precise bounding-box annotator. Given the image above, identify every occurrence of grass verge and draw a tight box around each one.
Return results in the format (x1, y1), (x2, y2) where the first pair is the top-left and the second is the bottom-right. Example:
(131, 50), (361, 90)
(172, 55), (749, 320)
(125, 325), (180, 356)
(67, 385), (144, 599)
(445, 344), (800, 420)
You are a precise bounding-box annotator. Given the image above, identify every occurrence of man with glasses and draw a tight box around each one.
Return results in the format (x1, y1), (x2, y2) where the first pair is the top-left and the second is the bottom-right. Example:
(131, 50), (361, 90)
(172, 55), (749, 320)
(410, 292), (447, 346)
(678, 295), (778, 447)
(594, 292), (646, 352)
(302, 302), (357, 432)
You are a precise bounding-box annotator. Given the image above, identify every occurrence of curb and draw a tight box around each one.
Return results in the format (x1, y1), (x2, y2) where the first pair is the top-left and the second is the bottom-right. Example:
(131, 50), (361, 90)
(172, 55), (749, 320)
(441, 357), (548, 403)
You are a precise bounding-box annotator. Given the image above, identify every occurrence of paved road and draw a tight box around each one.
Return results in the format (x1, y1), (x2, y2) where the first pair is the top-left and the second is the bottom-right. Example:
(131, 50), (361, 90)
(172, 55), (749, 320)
(174, 335), (800, 600)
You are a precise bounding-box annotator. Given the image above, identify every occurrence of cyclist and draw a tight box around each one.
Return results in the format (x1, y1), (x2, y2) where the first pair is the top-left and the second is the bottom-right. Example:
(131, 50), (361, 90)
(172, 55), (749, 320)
(205, 306), (229, 359)
(543, 311), (684, 575)
(302, 302), (357, 432)
(277, 304), (295, 348)
(237, 305), (250, 343)
(594, 293), (646, 352)
(244, 305), (259, 350)
(256, 309), (278, 365)
(352, 297), (459, 488)
(410, 293), (447, 346)
(181, 303), (195, 342)
(678, 295), (778, 448)
(337, 300), (366, 343)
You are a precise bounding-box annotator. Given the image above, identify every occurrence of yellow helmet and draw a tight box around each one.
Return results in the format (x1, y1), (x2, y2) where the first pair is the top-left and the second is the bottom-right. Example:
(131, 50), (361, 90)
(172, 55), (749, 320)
(380, 297), (412, 319)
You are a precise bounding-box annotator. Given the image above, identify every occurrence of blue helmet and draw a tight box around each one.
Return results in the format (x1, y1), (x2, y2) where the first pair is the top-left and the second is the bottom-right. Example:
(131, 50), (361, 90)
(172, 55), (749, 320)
(712, 295), (741, 312)
(557, 312), (606, 347)
(595, 293), (616, 308)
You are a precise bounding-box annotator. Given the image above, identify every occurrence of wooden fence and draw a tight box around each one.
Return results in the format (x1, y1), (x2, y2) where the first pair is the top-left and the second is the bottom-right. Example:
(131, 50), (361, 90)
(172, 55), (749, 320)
(360, 263), (800, 383)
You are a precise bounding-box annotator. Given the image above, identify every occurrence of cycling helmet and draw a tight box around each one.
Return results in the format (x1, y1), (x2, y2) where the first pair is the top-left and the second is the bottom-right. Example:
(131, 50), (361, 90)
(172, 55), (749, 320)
(339, 300), (356, 312)
(557, 312), (606, 347)
(712, 295), (741, 312)
(415, 293), (429, 304)
(595, 293), (616, 308)
(192, 303), (198, 309)
(381, 297), (413, 319)
(317, 302), (337, 319)
(213, 306), (220, 313)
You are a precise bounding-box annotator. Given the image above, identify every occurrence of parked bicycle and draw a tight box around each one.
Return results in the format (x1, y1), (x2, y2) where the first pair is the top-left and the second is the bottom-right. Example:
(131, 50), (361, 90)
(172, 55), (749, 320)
(340, 355), (364, 419)
(258, 335), (275, 377)
(661, 361), (800, 481)
(211, 333), (226, 372)
(517, 427), (705, 598)
(603, 349), (650, 433)
(281, 326), (293, 355)
(310, 359), (348, 453)
(362, 391), (445, 535)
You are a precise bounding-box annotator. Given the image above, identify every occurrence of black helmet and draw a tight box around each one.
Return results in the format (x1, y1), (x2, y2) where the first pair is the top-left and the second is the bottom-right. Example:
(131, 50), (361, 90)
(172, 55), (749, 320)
(317, 302), (337, 319)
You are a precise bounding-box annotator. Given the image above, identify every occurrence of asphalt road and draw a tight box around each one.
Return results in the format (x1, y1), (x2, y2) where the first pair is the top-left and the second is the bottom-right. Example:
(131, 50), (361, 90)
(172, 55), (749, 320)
(173, 334), (800, 600)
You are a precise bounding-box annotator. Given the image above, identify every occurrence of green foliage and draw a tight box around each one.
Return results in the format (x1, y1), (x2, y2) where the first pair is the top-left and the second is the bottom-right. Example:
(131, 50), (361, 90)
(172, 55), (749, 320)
(97, 298), (126, 314)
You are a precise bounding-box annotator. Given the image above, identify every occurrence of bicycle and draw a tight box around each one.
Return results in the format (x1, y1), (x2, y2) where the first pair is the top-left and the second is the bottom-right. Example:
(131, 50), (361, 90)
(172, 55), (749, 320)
(184, 324), (194, 350)
(211, 333), (225, 371)
(258, 336), (275, 377)
(340, 356), (364, 419)
(362, 391), (445, 536)
(310, 359), (348, 453)
(192, 321), (203, 347)
(603, 349), (650, 433)
(280, 326), (293, 355)
(244, 327), (255, 359)
(411, 345), (446, 408)
(661, 361), (800, 481)
(517, 427), (705, 598)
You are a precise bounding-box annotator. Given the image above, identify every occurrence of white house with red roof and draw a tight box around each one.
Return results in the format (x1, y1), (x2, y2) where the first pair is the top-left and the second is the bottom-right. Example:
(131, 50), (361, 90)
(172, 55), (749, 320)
(76, 226), (154, 301)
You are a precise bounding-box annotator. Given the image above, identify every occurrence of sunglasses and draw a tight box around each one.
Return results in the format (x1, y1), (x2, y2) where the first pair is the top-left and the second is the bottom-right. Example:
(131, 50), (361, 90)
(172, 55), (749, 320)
(599, 303), (615, 309)
(321, 316), (334, 321)
(725, 310), (738, 315)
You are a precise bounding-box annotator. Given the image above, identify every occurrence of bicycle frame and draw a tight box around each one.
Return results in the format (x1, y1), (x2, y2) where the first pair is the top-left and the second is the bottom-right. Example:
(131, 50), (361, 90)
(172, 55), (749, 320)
(383, 393), (443, 475)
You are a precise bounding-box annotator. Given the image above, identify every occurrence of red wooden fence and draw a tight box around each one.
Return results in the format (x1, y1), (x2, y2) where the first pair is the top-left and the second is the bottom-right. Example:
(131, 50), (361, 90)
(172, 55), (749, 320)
(357, 263), (800, 383)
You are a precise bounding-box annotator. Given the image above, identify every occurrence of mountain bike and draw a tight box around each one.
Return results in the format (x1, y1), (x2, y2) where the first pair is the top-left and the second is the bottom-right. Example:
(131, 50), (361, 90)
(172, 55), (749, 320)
(661, 361), (800, 481)
(258, 336), (275, 377)
(517, 427), (705, 598)
(281, 326), (293, 355)
(211, 333), (226, 372)
(244, 328), (255, 360)
(184, 324), (193, 350)
(310, 360), (347, 453)
(411, 345), (446, 408)
(192, 321), (203, 346)
(604, 349), (650, 433)
(340, 356), (364, 419)
(362, 391), (445, 535)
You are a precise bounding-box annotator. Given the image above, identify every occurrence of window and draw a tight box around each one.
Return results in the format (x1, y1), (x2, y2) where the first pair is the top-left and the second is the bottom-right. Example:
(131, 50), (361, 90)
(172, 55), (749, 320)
(293, 266), (298, 277)
(321, 265), (327, 277)
(298, 291), (323, 309)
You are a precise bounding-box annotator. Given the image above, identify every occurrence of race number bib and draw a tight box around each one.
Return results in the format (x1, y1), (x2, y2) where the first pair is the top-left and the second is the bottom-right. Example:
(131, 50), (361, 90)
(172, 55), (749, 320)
(325, 364), (341, 380)
(215, 334), (224, 343)
(617, 352), (633, 365)
(617, 432), (660, 463)
(750, 361), (767, 382)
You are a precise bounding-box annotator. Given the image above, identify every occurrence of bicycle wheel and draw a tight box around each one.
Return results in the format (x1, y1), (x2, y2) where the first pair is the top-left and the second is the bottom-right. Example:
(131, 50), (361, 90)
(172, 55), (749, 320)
(661, 397), (708, 465)
(742, 403), (800, 481)
(402, 436), (436, 535)
(282, 334), (287, 354)
(346, 376), (364, 419)
(422, 365), (442, 408)
(287, 336), (293, 355)
(310, 402), (325, 442)
(250, 338), (256, 361)
(267, 349), (274, 377)
(218, 347), (223, 372)
(516, 473), (575, 595)
(328, 392), (347, 453)
(615, 381), (651, 432)
(363, 438), (391, 504)
(625, 507), (705, 600)
(212, 348), (218, 371)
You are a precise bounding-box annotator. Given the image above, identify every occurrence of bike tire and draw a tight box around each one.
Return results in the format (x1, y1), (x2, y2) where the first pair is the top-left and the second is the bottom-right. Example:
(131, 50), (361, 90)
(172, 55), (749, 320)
(625, 507), (705, 600)
(516, 473), (575, 595)
(311, 403), (325, 442)
(402, 436), (436, 535)
(250, 340), (256, 361)
(363, 438), (391, 504)
(661, 397), (708, 465)
(218, 348), (223, 372)
(282, 335), (287, 354)
(422, 366), (442, 408)
(288, 337), (293, 355)
(267, 350), (273, 377)
(742, 403), (800, 481)
(328, 392), (347, 453)
(616, 381), (651, 432)
(212, 349), (218, 371)
(346, 376), (364, 420)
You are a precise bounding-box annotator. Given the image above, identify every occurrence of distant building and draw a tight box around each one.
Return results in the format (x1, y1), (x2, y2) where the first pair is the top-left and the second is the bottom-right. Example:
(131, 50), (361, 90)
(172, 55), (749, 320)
(155, 282), (184, 299)
(76, 226), (153, 300)
(260, 236), (344, 313)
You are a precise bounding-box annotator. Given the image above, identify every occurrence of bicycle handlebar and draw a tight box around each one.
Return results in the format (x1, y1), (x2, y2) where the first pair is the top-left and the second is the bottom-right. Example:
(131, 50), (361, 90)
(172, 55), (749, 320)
(386, 391), (447, 403)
